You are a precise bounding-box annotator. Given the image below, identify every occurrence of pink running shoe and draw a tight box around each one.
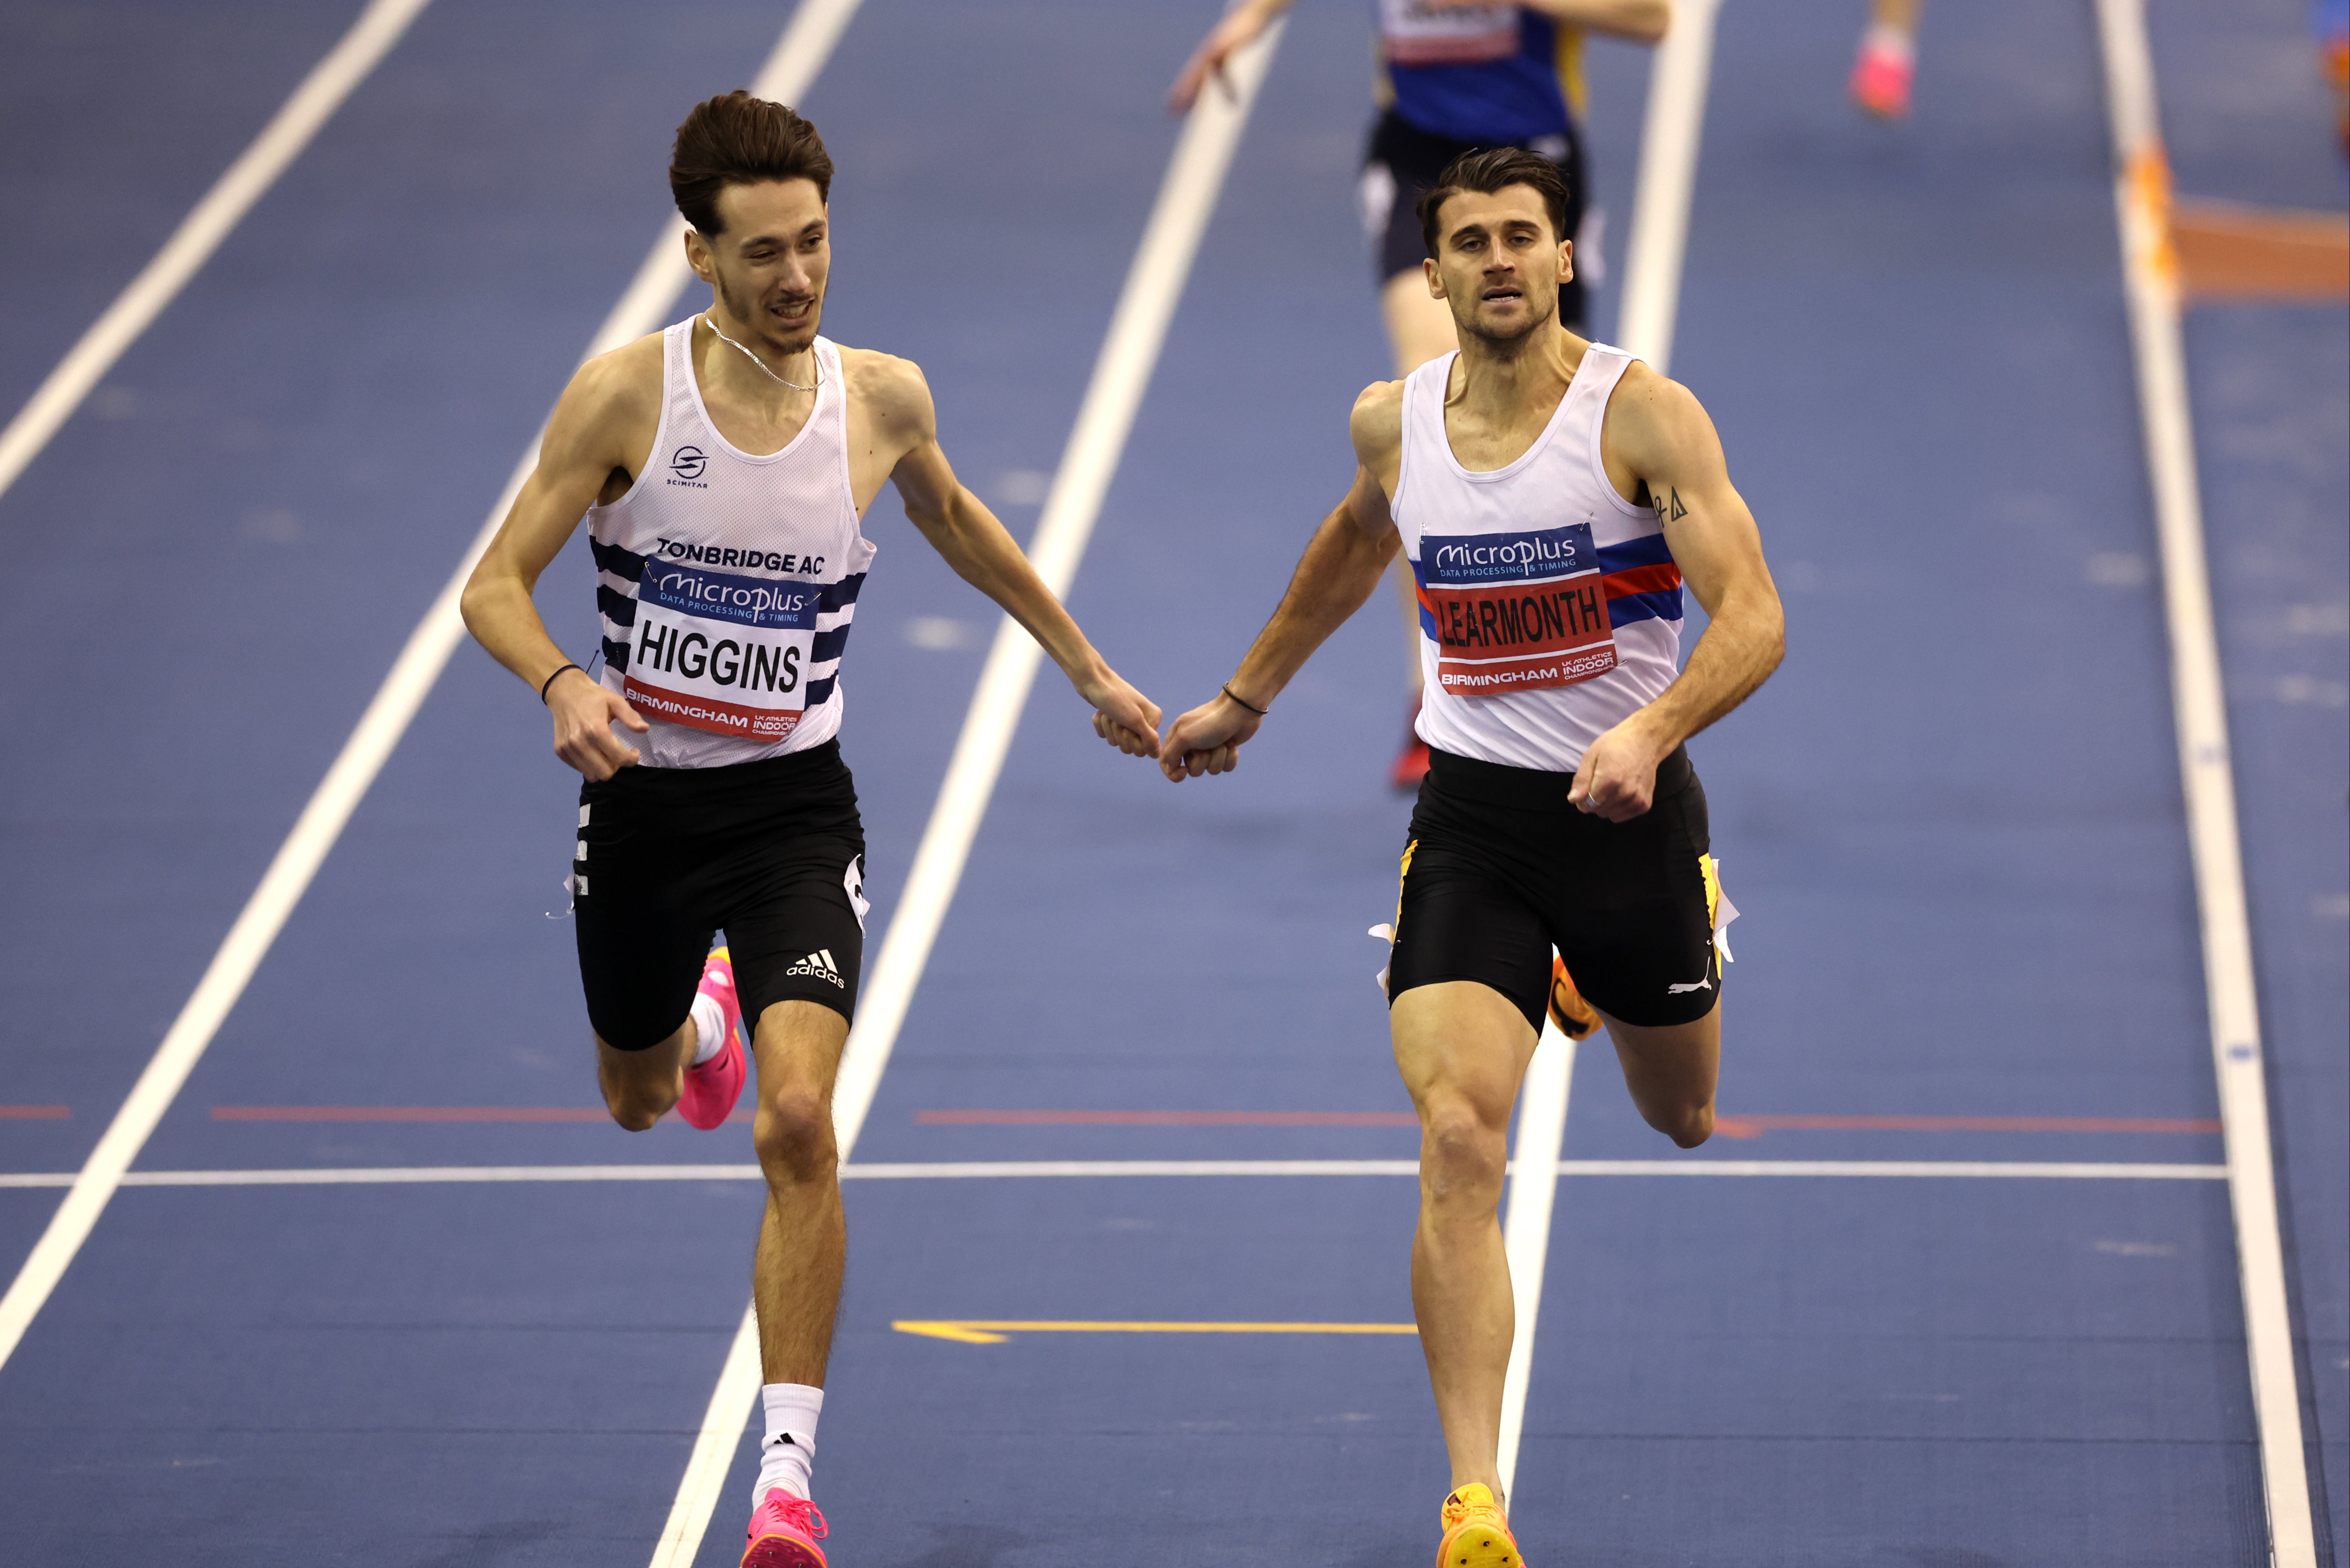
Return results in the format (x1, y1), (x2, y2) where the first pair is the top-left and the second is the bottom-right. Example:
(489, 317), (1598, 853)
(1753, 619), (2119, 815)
(1849, 32), (1915, 119)
(677, 945), (746, 1131)
(742, 1489), (828, 1568)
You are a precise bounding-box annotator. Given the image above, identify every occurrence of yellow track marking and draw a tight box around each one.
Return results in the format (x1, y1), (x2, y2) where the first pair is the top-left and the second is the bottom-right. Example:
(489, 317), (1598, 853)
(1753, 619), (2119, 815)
(892, 1320), (1418, 1345)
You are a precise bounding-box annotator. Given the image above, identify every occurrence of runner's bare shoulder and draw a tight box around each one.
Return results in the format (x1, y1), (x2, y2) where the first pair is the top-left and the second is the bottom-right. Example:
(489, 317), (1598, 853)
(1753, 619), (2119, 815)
(546, 331), (664, 466)
(838, 344), (936, 453)
(1348, 378), (1406, 465)
(1600, 358), (1719, 476)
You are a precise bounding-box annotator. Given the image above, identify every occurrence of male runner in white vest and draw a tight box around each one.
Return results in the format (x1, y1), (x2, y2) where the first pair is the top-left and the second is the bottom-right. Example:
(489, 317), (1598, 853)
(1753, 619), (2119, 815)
(461, 92), (1160, 1568)
(1136, 148), (1783, 1567)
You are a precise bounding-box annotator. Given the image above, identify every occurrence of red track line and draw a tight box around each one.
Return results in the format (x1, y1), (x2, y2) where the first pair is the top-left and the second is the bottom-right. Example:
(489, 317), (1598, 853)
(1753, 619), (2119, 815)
(915, 1110), (1420, 1127)
(912, 1109), (2222, 1137)
(213, 1106), (609, 1122)
(208, 1105), (760, 1125)
(1709, 1113), (2223, 1139)
(0, 1106), (70, 1121)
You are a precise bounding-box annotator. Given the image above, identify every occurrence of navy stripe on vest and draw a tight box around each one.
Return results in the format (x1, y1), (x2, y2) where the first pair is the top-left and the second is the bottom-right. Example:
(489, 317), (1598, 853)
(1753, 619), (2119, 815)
(590, 537), (646, 581)
(602, 634), (631, 673)
(596, 584), (638, 628)
(816, 572), (866, 612)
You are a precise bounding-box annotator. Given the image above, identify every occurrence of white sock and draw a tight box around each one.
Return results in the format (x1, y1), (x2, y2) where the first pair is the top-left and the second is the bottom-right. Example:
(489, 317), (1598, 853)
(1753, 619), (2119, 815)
(1864, 21), (1915, 62)
(688, 991), (727, 1067)
(754, 1382), (822, 1505)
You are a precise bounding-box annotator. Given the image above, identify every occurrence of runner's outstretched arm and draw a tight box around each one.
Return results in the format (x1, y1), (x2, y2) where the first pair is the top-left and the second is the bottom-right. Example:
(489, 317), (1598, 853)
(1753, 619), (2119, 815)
(460, 345), (658, 781)
(1570, 368), (1785, 821)
(868, 357), (1163, 757)
(1168, 0), (1292, 112)
(1158, 437), (1401, 780)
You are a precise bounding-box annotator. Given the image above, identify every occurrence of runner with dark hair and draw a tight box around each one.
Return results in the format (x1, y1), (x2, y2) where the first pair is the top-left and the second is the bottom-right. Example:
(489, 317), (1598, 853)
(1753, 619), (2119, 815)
(1135, 147), (1784, 1566)
(460, 90), (1159, 1568)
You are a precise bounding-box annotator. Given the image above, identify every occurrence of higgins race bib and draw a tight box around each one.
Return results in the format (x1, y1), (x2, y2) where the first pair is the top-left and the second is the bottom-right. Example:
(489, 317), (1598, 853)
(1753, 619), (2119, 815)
(623, 559), (819, 740)
(1378, 0), (1519, 66)
(1417, 521), (1617, 694)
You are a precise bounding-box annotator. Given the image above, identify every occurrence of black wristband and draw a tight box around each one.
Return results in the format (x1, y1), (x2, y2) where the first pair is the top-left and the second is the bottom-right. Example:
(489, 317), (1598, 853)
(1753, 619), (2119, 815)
(539, 663), (585, 705)
(1221, 681), (1267, 717)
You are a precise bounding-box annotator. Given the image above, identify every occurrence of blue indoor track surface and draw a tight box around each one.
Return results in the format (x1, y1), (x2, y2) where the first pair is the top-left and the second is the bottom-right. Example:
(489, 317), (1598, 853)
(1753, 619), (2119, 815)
(0, 1), (2342, 1564)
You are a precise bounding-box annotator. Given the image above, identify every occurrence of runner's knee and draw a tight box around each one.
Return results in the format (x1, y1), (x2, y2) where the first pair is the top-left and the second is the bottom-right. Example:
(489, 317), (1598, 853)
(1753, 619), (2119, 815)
(754, 1082), (836, 1182)
(1646, 1098), (1712, 1149)
(597, 1039), (676, 1132)
(1419, 1100), (1507, 1203)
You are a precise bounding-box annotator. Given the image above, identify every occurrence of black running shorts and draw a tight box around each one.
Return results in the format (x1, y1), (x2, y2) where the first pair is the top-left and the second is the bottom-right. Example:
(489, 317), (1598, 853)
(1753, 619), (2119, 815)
(1361, 108), (1589, 332)
(1386, 746), (1720, 1031)
(573, 741), (868, 1051)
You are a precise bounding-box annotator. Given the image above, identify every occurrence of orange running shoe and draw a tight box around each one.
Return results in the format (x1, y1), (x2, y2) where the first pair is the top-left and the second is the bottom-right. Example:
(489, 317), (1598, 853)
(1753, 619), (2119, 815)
(1437, 1483), (1526, 1568)
(1849, 29), (1915, 119)
(1546, 955), (1600, 1042)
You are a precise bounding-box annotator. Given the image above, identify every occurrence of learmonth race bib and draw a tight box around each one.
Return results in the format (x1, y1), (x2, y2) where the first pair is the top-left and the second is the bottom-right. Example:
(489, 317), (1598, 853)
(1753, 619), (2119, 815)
(623, 558), (818, 740)
(1378, 0), (1519, 66)
(1418, 521), (1617, 694)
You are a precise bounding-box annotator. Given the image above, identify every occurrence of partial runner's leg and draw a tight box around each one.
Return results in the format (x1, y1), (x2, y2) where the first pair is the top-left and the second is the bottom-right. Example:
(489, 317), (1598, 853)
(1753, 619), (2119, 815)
(1390, 978), (1541, 1496)
(749, 998), (851, 1384)
(1597, 1001), (1721, 1148)
(1381, 267), (1459, 376)
(596, 1020), (696, 1131)
(1381, 268), (1461, 698)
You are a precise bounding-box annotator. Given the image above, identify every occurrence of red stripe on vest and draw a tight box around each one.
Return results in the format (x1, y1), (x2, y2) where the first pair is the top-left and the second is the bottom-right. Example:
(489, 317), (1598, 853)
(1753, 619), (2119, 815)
(1602, 562), (1682, 598)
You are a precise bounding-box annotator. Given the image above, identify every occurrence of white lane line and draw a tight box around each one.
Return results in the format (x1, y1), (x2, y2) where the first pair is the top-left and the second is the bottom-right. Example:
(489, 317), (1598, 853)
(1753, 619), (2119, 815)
(1612, 0), (1723, 379)
(1497, 1028), (1575, 1499)
(0, 0), (436, 506)
(650, 1306), (765, 1565)
(1492, 0), (1724, 1503)
(824, 19), (1286, 1162)
(0, 0), (864, 1383)
(0, 1158), (2226, 1189)
(649, 24), (1294, 1562)
(2092, 4), (2316, 1563)
(1560, 1159), (2228, 1180)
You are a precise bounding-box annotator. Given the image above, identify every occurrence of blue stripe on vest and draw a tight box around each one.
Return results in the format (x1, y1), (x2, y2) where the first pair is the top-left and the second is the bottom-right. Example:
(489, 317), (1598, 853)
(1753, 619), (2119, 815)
(596, 584), (638, 627)
(1606, 587), (1684, 628)
(1597, 532), (1673, 571)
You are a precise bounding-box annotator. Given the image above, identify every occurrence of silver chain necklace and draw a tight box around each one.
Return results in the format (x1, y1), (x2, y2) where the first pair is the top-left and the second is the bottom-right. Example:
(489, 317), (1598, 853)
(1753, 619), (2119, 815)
(700, 312), (819, 392)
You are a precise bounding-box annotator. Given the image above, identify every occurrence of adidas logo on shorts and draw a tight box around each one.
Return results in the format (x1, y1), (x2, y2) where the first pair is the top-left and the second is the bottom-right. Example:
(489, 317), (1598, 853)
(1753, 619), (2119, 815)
(784, 948), (845, 987)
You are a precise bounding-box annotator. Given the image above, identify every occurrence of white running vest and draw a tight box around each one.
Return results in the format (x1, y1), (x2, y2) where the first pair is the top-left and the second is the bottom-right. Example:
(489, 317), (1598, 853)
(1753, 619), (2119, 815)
(1398, 343), (1685, 772)
(587, 323), (874, 770)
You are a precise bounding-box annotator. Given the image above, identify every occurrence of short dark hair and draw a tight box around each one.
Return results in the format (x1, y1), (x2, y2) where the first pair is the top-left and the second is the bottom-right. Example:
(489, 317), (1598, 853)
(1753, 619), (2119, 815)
(669, 91), (834, 237)
(1415, 147), (1571, 258)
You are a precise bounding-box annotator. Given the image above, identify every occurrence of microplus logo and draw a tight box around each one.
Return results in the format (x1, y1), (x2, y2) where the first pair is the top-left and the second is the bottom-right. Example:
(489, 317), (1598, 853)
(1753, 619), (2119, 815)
(1425, 522), (1599, 584)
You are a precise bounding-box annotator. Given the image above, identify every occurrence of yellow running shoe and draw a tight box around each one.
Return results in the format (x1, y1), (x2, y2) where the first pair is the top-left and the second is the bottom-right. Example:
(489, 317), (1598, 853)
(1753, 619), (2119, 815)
(1545, 955), (1599, 1042)
(1437, 1483), (1526, 1568)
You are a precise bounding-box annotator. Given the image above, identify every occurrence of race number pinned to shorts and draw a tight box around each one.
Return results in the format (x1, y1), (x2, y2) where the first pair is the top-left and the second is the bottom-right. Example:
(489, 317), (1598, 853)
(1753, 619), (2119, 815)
(1417, 521), (1619, 694)
(623, 560), (817, 741)
(1379, 0), (1520, 66)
